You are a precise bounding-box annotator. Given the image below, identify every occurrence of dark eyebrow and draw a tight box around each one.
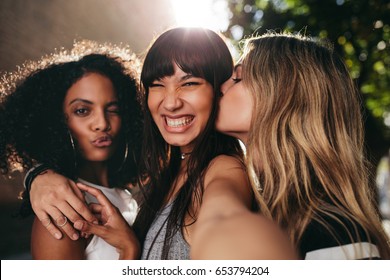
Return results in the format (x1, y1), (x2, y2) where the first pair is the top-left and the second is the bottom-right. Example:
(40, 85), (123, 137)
(68, 99), (119, 106)
(151, 74), (196, 84)
(68, 98), (93, 106)
(106, 101), (119, 106)
(179, 74), (195, 82)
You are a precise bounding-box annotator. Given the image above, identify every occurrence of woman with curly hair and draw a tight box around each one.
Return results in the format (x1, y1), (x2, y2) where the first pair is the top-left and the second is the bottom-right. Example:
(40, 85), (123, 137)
(0, 43), (143, 259)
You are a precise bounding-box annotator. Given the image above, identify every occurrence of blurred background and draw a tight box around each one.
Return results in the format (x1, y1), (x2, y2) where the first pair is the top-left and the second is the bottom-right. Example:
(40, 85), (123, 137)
(1, 0), (389, 259)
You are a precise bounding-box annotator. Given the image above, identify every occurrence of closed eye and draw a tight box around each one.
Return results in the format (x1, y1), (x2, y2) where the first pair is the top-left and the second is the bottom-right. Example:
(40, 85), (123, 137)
(107, 106), (120, 114)
(182, 81), (200, 87)
(232, 78), (242, 83)
(149, 83), (164, 88)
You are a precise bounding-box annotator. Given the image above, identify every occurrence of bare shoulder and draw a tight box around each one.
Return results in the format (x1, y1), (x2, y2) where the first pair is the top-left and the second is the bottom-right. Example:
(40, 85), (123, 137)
(31, 217), (86, 259)
(201, 154), (252, 210)
(205, 155), (247, 184)
(208, 154), (246, 171)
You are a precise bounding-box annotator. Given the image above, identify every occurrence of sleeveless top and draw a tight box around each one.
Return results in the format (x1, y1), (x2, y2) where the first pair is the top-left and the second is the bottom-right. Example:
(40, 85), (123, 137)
(141, 202), (190, 260)
(79, 179), (138, 260)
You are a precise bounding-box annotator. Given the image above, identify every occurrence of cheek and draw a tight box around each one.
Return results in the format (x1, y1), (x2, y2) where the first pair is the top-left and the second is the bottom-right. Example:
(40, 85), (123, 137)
(110, 116), (122, 135)
(220, 90), (239, 114)
(188, 90), (213, 114)
(197, 99), (213, 116)
(236, 85), (252, 111)
(147, 95), (158, 113)
(241, 90), (253, 130)
(67, 120), (85, 141)
(217, 85), (252, 132)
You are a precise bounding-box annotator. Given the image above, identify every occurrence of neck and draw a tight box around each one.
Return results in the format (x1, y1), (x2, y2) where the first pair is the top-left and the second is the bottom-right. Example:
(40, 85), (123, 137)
(181, 152), (191, 160)
(78, 162), (109, 187)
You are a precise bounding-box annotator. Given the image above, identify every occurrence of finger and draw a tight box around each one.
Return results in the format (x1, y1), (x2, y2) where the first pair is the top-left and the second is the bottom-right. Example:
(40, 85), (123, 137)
(54, 215), (68, 227)
(39, 216), (52, 228)
(33, 180), (95, 225)
(63, 196), (98, 224)
(88, 203), (103, 214)
(77, 183), (116, 213)
(63, 181), (97, 224)
(54, 200), (84, 223)
(69, 180), (86, 202)
(51, 202), (87, 240)
(45, 207), (80, 240)
(74, 220), (107, 237)
(34, 209), (63, 240)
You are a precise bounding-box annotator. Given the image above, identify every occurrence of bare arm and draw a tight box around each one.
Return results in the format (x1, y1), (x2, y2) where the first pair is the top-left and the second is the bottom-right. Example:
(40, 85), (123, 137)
(29, 170), (97, 240)
(31, 216), (86, 259)
(191, 155), (297, 259)
(73, 183), (140, 260)
(191, 211), (297, 259)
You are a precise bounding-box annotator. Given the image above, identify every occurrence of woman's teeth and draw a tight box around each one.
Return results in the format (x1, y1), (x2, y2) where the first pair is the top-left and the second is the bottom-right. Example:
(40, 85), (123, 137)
(166, 116), (193, 127)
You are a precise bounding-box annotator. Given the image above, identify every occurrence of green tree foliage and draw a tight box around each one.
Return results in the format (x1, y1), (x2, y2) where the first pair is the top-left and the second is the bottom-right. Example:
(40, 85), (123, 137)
(224, 0), (390, 151)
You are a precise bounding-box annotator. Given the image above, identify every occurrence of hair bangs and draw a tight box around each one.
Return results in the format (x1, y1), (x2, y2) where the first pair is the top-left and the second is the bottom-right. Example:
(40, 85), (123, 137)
(142, 27), (233, 91)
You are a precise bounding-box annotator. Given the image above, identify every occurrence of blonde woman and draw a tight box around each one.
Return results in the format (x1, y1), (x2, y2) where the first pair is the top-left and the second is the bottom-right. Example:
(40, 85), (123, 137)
(211, 32), (390, 259)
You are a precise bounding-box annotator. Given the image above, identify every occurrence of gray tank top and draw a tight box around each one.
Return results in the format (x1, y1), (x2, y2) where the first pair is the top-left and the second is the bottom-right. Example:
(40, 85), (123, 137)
(141, 203), (190, 260)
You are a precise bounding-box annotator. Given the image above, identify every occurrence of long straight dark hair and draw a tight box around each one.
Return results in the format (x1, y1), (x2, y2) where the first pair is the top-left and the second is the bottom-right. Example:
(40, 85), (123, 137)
(133, 27), (244, 259)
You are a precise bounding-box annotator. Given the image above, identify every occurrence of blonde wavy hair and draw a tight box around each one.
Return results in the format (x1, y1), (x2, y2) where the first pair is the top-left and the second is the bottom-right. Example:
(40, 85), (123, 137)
(242, 32), (390, 258)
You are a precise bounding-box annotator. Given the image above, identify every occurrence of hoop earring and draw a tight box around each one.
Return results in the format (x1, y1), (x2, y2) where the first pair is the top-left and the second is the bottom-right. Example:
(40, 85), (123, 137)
(117, 141), (128, 173)
(68, 131), (77, 171)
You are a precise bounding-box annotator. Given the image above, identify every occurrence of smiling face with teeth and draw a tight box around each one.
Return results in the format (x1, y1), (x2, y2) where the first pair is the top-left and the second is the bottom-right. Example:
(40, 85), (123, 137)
(147, 64), (213, 152)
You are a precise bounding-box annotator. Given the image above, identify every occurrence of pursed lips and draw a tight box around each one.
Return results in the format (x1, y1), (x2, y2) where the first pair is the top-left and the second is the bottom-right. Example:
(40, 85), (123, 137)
(91, 134), (113, 147)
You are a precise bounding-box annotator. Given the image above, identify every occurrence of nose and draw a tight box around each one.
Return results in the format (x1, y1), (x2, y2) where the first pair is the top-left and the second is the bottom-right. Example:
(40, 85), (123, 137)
(162, 87), (183, 111)
(92, 111), (110, 131)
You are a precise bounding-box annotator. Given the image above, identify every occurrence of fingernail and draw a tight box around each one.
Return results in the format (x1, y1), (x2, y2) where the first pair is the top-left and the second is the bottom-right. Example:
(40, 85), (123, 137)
(74, 221), (83, 230)
(93, 220), (99, 225)
(54, 233), (61, 240)
(72, 233), (79, 240)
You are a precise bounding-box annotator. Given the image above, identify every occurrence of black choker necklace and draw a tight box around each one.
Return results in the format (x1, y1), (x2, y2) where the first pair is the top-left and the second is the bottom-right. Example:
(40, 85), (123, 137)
(181, 152), (191, 160)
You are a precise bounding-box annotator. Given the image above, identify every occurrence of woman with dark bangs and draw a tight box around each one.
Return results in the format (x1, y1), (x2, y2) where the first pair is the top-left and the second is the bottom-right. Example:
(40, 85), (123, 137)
(0, 45), (143, 259)
(80, 27), (258, 259)
(24, 28), (296, 259)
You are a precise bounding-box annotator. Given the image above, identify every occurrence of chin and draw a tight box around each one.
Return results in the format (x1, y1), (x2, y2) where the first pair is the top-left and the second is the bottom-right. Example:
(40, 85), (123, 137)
(87, 152), (113, 162)
(215, 125), (230, 136)
(162, 135), (193, 147)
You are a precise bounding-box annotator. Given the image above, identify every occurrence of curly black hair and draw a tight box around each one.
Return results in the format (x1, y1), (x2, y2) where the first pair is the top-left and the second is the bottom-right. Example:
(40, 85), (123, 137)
(0, 52), (144, 193)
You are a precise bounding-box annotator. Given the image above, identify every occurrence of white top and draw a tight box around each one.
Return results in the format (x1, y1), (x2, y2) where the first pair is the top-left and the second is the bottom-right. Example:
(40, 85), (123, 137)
(78, 179), (138, 260)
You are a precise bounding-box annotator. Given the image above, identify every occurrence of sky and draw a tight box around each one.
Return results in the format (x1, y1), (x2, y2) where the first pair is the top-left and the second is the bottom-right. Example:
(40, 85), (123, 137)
(0, 0), (231, 71)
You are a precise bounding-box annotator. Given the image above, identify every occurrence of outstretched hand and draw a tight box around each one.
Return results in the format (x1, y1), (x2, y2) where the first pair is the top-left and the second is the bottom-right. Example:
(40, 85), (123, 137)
(74, 183), (140, 259)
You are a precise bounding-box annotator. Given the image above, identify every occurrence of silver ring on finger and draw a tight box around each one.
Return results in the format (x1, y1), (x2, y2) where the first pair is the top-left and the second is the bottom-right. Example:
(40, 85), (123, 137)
(55, 216), (68, 227)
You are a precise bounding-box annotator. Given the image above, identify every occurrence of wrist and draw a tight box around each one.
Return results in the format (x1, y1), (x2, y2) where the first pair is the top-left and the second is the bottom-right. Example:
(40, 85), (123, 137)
(24, 164), (51, 192)
(118, 241), (141, 260)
